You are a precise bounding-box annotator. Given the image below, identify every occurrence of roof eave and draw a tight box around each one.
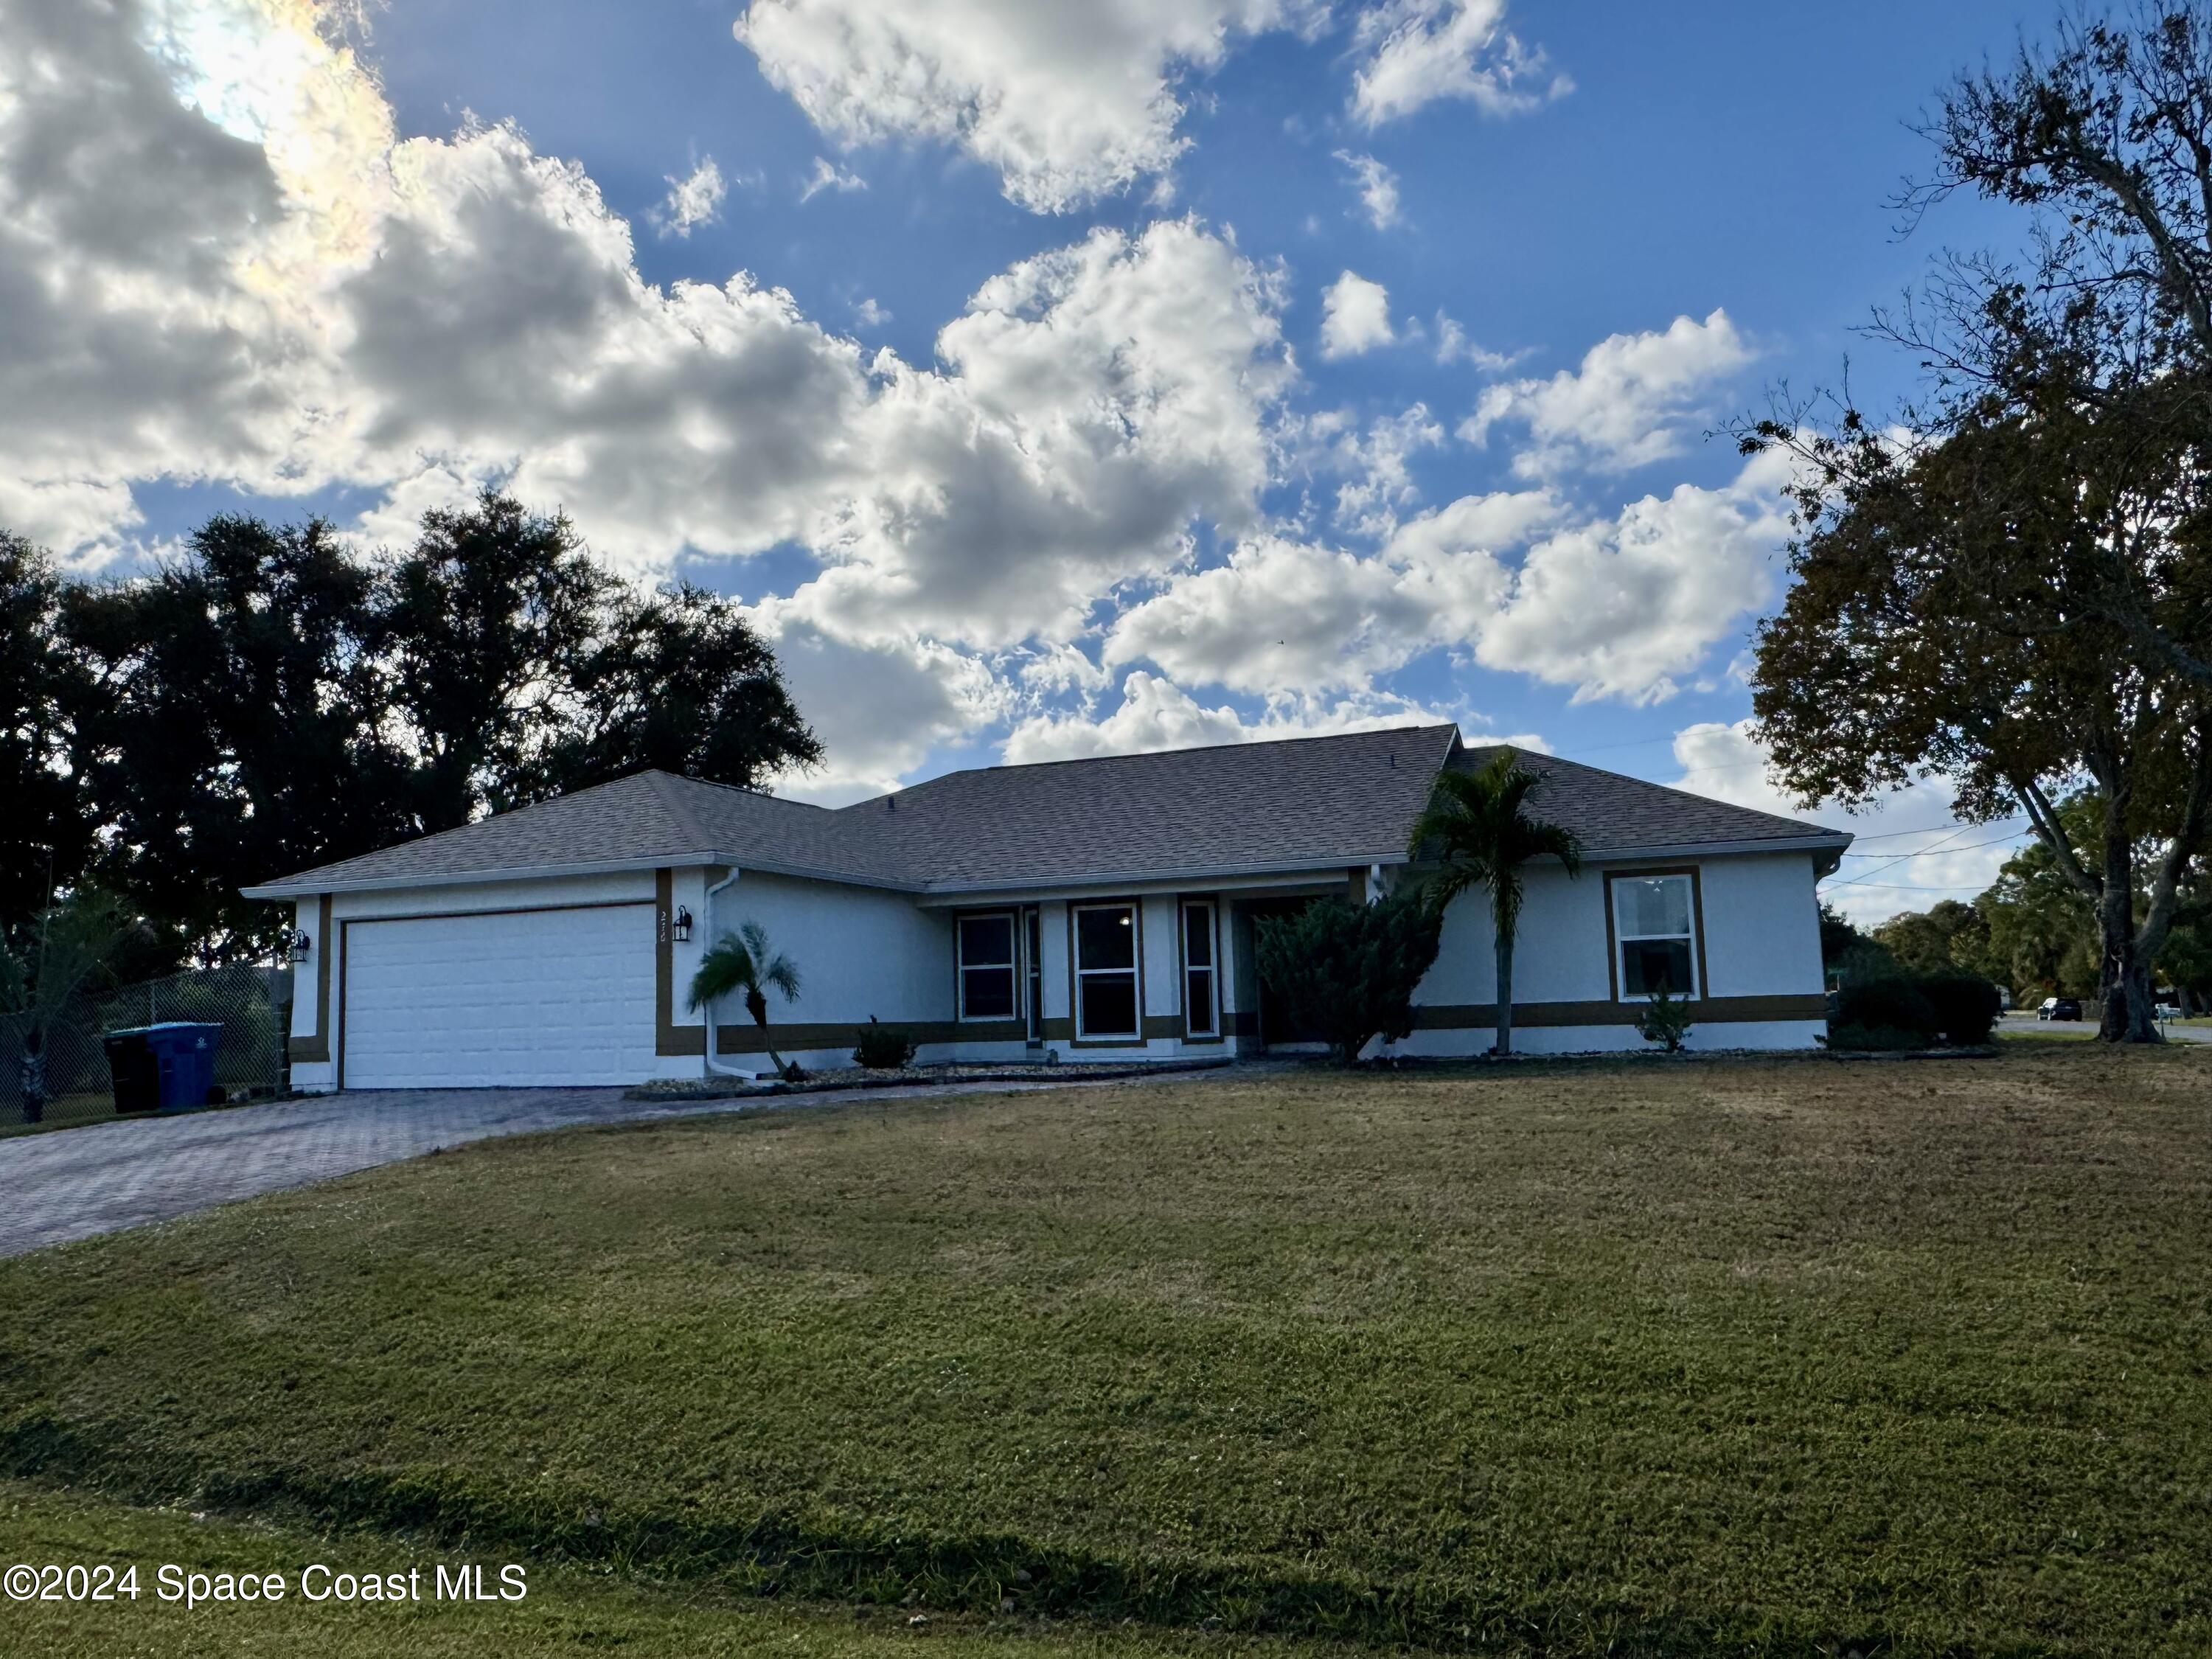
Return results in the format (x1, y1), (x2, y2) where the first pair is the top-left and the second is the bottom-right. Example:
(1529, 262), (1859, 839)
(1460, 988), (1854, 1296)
(916, 852), (1415, 898)
(239, 852), (723, 900)
(1582, 834), (1854, 864)
(240, 849), (926, 900)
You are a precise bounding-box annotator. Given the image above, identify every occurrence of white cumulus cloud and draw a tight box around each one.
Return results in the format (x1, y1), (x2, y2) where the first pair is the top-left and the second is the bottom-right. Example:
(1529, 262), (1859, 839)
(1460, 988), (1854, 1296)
(1462, 307), (1755, 476)
(737, 0), (1325, 214)
(1002, 669), (1456, 765)
(1319, 269), (1394, 358)
(1351, 0), (1566, 127)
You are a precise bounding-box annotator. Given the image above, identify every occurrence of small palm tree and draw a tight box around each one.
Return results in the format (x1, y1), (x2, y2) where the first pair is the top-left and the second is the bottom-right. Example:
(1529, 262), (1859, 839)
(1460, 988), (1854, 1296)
(1409, 750), (1583, 1057)
(687, 921), (802, 1076)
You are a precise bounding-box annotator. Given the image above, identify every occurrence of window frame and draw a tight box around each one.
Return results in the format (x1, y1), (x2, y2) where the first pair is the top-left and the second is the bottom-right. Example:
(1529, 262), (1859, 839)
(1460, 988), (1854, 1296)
(1180, 897), (1220, 1040)
(1069, 900), (1144, 1044)
(955, 909), (1020, 1024)
(1604, 869), (1704, 1003)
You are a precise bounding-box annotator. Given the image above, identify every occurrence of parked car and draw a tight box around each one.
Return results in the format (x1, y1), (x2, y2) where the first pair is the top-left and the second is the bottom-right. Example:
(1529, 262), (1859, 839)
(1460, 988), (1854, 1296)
(2038, 997), (2083, 1022)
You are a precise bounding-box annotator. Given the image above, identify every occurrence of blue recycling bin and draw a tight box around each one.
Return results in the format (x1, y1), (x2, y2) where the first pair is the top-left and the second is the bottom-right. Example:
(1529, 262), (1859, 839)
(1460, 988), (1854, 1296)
(105, 1023), (223, 1111)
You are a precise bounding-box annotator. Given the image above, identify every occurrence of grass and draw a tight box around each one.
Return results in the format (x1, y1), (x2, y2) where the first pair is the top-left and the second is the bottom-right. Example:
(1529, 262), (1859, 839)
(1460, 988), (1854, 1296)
(0, 1480), (1348, 1657)
(2, 1050), (2209, 1655)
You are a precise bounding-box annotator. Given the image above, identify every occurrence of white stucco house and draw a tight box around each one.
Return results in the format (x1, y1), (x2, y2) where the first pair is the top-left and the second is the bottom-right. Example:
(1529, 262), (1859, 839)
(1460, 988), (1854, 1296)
(242, 725), (1851, 1090)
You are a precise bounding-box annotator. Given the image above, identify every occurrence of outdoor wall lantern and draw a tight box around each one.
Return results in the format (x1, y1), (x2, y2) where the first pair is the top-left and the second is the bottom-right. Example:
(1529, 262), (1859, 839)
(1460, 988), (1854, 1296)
(285, 928), (312, 962)
(672, 906), (694, 944)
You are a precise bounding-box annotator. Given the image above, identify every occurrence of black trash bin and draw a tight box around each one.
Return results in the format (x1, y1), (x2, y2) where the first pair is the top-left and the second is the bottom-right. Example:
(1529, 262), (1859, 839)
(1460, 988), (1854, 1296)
(103, 1029), (159, 1115)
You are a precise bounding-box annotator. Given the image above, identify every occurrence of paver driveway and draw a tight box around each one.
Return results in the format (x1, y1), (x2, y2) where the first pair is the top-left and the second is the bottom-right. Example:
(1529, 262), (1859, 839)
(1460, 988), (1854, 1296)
(0, 1077), (1164, 1259)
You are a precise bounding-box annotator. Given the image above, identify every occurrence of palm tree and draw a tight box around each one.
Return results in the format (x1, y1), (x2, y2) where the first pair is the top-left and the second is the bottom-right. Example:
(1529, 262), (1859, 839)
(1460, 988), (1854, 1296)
(1409, 750), (1583, 1057)
(686, 921), (803, 1076)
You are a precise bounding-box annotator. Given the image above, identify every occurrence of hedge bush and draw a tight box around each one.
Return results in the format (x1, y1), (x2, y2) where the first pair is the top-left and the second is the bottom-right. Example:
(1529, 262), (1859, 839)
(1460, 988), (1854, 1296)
(852, 1020), (917, 1070)
(1825, 1021), (1930, 1053)
(1918, 969), (2004, 1046)
(1834, 975), (1938, 1041)
(1829, 966), (2003, 1051)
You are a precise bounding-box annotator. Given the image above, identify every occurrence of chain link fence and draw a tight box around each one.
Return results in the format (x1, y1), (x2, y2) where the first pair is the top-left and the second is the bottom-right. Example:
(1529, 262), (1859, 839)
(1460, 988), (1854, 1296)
(1, 964), (292, 1130)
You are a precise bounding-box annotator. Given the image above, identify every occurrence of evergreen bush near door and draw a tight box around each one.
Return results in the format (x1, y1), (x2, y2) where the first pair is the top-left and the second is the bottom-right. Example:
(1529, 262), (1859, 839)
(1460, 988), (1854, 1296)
(1253, 892), (1442, 1066)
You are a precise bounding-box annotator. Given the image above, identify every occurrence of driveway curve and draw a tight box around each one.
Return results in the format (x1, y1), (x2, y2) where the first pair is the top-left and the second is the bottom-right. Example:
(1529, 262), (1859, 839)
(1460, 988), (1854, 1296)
(0, 1077), (1166, 1259)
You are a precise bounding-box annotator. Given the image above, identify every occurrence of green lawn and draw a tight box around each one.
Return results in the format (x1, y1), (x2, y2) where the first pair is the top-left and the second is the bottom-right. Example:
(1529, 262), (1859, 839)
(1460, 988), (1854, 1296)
(2, 1050), (2209, 1656)
(0, 1481), (1336, 1657)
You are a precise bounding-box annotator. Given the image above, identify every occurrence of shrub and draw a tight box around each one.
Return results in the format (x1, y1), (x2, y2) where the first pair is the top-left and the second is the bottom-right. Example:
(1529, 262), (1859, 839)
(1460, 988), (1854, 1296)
(1919, 968), (2003, 1046)
(1825, 1022), (1930, 1052)
(852, 1019), (917, 1071)
(1829, 964), (2004, 1050)
(1636, 984), (1693, 1052)
(1834, 974), (1939, 1043)
(1255, 892), (1444, 1066)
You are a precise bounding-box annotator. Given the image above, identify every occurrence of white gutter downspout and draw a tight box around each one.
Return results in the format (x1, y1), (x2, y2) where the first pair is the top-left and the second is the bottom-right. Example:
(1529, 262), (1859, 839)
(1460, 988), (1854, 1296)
(701, 868), (758, 1079)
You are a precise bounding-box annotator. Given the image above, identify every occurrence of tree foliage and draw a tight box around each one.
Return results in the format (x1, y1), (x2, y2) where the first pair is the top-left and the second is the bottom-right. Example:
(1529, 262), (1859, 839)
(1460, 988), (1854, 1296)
(1873, 899), (1994, 979)
(1747, 7), (2212, 1042)
(0, 535), (89, 931)
(61, 516), (412, 961)
(1253, 892), (1443, 1068)
(0, 888), (150, 1120)
(2, 493), (823, 962)
(1408, 751), (1582, 1056)
(1747, 305), (2212, 1043)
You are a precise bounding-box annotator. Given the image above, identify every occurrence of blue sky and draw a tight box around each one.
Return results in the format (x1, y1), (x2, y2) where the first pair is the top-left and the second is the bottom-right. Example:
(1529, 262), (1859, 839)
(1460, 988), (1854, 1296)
(7, 0), (2048, 915)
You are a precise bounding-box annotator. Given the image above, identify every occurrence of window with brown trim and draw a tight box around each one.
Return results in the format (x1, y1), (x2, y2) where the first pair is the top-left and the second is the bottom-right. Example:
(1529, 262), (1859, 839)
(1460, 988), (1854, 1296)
(1182, 900), (1217, 1037)
(957, 912), (1018, 1020)
(1612, 874), (1697, 998)
(1074, 902), (1140, 1039)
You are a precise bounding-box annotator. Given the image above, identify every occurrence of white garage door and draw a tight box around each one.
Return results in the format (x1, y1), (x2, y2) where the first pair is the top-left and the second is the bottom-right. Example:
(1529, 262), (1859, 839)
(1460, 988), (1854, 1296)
(342, 905), (658, 1088)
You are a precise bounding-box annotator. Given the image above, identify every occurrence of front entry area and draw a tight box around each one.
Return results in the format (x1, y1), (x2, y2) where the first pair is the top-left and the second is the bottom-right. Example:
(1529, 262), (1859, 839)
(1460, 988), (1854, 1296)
(339, 905), (658, 1088)
(1235, 896), (1329, 1051)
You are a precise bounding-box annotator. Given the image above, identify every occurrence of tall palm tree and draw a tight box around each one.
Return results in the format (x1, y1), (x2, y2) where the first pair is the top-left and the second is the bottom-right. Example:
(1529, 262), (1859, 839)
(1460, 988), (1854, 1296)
(687, 921), (803, 1076)
(1409, 750), (1583, 1057)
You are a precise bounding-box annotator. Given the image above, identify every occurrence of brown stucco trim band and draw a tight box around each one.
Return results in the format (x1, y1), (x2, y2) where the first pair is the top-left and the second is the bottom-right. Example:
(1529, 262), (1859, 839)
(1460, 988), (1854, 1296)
(716, 1018), (1026, 1054)
(1412, 994), (1826, 1030)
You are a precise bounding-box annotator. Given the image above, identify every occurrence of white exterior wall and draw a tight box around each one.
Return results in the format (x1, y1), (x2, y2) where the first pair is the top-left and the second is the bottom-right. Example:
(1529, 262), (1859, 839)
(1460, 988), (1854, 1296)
(1697, 852), (1828, 999)
(1394, 851), (1828, 1056)
(700, 869), (964, 1073)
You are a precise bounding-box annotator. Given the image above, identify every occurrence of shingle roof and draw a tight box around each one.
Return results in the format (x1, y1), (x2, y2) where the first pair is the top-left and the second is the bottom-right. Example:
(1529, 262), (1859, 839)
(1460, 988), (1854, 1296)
(848, 723), (1465, 890)
(1457, 745), (1847, 857)
(243, 725), (1848, 898)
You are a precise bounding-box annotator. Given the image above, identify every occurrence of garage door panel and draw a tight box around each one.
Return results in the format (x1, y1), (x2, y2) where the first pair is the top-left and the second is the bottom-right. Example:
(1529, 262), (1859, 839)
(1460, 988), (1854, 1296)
(343, 906), (656, 1088)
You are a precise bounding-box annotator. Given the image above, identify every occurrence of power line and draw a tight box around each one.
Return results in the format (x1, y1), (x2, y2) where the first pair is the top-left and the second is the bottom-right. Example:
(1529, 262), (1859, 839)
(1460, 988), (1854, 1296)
(1831, 881), (2011, 894)
(1824, 821), (1979, 891)
(1840, 830), (2028, 860)
(1844, 815), (2026, 844)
